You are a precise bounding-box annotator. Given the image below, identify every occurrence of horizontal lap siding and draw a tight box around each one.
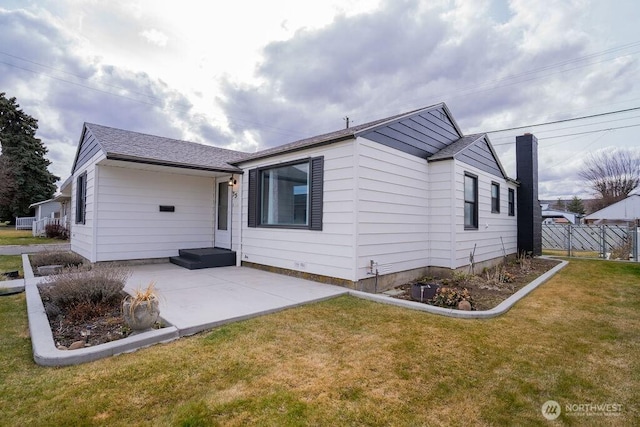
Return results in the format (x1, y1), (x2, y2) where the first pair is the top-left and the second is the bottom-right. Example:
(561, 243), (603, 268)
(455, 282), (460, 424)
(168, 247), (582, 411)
(240, 141), (356, 281)
(454, 162), (518, 268)
(70, 151), (105, 262)
(356, 139), (429, 280)
(427, 160), (455, 268)
(95, 166), (214, 261)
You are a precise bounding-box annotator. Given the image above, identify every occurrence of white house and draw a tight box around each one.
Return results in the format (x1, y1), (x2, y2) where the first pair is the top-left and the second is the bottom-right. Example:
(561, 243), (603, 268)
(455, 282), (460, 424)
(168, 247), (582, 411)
(585, 194), (640, 225)
(66, 103), (540, 291)
(28, 199), (61, 221)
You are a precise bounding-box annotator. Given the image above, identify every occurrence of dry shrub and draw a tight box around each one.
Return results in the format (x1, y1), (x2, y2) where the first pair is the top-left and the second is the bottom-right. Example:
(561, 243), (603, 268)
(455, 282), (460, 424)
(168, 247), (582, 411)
(610, 240), (632, 260)
(39, 264), (131, 312)
(30, 251), (85, 269)
(44, 223), (69, 239)
(65, 301), (112, 323)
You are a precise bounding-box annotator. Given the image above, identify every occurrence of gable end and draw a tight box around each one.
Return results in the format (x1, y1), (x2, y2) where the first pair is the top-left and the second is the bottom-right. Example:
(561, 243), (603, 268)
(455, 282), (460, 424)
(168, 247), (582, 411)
(72, 126), (103, 173)
(457, 138), (505, 178)
(358, 106), (462, 159)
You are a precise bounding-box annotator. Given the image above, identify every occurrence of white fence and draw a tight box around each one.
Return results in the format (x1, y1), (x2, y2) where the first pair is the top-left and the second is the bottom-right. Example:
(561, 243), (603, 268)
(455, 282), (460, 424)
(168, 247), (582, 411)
(32, 217), (68, 237)
(15, 217), (36, 230)
(542, 224), (639, 261)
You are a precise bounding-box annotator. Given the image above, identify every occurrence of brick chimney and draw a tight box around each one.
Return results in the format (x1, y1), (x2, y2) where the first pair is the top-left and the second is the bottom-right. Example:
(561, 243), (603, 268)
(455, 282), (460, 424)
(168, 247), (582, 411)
(516, 133), (542, 256)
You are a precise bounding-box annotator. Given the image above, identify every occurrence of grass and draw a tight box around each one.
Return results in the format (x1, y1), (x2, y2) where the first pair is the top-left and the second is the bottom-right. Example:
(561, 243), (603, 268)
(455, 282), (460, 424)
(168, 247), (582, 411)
(0, 255), (22, 278)
(0, 229), (61, 246)
(0, 258), (638, 425)
(543, 249), (601, 258)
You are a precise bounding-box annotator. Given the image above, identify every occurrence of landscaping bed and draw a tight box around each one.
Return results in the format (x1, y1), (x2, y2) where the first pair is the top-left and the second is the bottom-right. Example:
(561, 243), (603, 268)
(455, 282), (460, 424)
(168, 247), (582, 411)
(391, 256), (561, 311)
(36, 263), (162, 349)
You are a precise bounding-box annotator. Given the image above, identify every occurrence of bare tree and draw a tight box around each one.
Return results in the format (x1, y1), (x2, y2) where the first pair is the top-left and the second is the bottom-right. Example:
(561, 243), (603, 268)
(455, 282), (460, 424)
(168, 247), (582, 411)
(578, 148), (640, 210)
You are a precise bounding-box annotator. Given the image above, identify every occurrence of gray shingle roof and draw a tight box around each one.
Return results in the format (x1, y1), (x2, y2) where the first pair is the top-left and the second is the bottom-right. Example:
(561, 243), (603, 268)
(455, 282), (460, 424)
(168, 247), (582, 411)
(85, 123), (248, 172)
(427, 134), (486, 161)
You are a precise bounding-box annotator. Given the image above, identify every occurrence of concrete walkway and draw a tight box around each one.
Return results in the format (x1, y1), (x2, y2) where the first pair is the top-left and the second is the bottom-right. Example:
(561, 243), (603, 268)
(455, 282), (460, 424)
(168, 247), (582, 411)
(125, 263), (350, 336)
(0, 243), (70, 255)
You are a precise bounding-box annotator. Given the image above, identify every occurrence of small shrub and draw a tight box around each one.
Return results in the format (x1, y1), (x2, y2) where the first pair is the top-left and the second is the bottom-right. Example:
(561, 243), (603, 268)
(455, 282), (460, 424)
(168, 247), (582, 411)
(65, 301), (111, 323)
(40, 264), (131, 311)
(30, 251), (85, 269)
(610, 240), (632, 260)
(44, 223), (69, 240)
(451, 271), (474, 286)
(430, 286), (475, 310)
(515, 251), (532, 272)
(484, 265), (515, 286)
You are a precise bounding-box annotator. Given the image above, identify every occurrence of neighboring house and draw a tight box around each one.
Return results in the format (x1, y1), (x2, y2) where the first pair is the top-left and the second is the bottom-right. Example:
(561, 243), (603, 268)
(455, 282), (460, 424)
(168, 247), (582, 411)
(584, 194), (640, 225)
(29, 199), (61, 221)
(66, 102), (540, 291)
(24, 198), (63, 235)
(541, 204), (581, 224)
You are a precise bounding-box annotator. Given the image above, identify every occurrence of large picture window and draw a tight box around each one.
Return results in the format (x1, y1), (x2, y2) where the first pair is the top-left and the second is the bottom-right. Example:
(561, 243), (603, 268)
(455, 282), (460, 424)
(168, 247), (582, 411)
(248, 157), (323, 230)
(261, 162), (309, 226)
(75, 172), (87, 224)
(464, 173), (478, 229)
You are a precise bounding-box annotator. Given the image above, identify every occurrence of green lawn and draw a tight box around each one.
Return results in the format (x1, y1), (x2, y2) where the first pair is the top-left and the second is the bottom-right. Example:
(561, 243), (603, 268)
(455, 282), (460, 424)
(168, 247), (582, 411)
(0, 229), (61, 246)
(0, 256), (23, 278)
(0, 259), (638, 425)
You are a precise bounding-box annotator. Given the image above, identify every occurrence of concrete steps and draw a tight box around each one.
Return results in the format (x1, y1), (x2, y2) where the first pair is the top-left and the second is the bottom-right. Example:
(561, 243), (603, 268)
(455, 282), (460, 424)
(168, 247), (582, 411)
(170, 247), (236, 270)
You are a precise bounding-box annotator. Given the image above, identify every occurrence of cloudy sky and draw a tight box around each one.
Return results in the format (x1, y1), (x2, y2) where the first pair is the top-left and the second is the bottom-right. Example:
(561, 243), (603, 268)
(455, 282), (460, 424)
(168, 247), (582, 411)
(1, 0), (639, 199)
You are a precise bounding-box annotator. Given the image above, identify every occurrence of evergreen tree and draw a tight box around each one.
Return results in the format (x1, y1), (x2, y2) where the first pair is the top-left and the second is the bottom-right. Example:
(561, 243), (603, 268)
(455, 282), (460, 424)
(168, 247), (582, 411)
(0, 93), (58, 222)
(566, 196), (585, 214)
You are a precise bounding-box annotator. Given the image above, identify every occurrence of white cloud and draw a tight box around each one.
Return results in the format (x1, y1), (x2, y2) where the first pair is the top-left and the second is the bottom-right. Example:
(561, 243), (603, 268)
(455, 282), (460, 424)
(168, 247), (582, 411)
(0, 0), (638, 200)
(140, 28), (169, 47)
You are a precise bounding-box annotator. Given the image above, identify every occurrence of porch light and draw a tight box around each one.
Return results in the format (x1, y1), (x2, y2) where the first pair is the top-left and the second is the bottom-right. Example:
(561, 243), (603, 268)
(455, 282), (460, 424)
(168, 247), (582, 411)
(228, 176), (237, 186)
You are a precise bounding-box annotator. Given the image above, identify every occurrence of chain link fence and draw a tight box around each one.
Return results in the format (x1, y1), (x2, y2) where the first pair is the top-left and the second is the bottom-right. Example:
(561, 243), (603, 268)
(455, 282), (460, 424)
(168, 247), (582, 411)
(542, 224), (639, 261)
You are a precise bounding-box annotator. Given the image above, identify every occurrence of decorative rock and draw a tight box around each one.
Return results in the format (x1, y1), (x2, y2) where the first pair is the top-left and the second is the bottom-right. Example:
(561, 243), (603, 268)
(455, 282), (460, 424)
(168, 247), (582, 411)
(68, 340), (85, 350)
(458, 299), (472, 311)
(56, 345), (68, 350)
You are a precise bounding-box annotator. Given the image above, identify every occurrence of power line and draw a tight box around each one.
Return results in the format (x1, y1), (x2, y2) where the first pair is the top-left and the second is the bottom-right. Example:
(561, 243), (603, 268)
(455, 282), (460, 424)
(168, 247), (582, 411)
(485, 106), (640, 134)
(492, 123), (640, 145)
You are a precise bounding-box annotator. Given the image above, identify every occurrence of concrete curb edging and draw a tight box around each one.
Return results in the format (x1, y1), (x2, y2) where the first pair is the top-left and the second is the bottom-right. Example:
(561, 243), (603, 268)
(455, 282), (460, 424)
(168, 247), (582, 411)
(25, 279), (179, 367)
(22, 254), (180, 367)
(0, 278), (25, 295)
(24, 255), (568, 366)
(347, 258), (568, 318)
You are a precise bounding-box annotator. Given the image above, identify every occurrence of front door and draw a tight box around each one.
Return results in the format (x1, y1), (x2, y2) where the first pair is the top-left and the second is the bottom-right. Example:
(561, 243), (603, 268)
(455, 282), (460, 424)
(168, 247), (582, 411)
(215, 178), (232, 249)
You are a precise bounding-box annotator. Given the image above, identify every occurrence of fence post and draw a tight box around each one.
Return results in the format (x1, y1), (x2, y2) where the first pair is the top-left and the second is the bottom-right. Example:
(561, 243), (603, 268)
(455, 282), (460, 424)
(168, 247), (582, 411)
(567, 224), (572, 257)
(632, 226), (640, 262)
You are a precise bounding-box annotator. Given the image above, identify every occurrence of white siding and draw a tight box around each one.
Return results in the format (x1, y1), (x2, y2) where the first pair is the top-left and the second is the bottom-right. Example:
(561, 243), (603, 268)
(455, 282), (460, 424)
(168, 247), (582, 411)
(94, 165), (215, 261)
(70, 151), (105, 262)
(355, 138), (429, 280)
(453, 162), (518, 268)
(240, 140), (356, 281)
(427, 160), (456, 268)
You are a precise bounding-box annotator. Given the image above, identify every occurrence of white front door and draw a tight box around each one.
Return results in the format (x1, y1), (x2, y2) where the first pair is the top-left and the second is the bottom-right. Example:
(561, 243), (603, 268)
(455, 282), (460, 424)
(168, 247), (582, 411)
(215, 177), (232, 249)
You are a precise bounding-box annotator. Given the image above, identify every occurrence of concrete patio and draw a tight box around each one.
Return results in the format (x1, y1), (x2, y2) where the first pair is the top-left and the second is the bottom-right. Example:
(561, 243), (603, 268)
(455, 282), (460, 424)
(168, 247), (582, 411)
(18, 256), (567, 366)
(125, 263), (350, 337)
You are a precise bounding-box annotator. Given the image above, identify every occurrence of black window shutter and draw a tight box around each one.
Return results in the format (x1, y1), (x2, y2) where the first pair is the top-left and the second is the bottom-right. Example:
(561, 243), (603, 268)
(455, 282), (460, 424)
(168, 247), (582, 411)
(248, 168), (258, 227)
(309, 156), (324, 231)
